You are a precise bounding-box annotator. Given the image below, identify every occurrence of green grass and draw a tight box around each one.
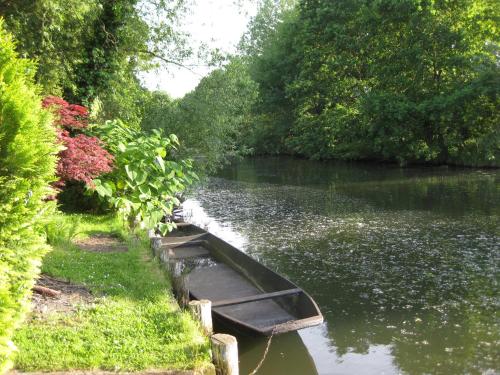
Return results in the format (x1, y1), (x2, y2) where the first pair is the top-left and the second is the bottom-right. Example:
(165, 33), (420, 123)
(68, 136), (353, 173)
(13, 213), (211, 372)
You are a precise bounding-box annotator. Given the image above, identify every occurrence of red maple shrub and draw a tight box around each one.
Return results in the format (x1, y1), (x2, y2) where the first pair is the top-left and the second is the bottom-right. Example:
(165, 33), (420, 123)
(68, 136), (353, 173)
(56, 131), (114, 187)
(42, 96), (89, 129)
(42, 96), (113, 189)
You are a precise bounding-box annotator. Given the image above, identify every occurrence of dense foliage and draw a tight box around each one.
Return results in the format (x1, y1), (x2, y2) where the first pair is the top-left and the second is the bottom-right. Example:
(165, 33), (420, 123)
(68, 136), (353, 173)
(142, 59), (258, 173)
(42, 97), (113, 189)
(239, 0), (299, 154)
(152, 0), (498, 168)
(242, 0), (500, 166)
(1, 0), (191, 125)
(91, 120), (197, 234)
(55, 133), (113, 189)
(0, 21), (58, 372)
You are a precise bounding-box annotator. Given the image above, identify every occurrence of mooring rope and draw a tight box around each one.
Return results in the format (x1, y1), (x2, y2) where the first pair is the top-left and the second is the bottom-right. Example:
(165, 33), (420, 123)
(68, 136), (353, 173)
(248, 328), (276, 375)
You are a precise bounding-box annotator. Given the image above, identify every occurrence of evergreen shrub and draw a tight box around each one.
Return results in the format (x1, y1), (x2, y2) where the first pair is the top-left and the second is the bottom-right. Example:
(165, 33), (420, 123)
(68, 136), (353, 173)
(0, 20), (58, 372)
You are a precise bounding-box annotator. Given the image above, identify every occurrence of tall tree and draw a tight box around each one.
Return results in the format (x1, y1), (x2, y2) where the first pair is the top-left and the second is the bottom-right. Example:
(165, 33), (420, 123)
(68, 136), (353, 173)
(243, 0), (499, 165)
(0, 0), (100, 96)
(1, 0), (192, 125)
(0, 20), (58, 371)
(240, 0), (300, 154)
(291, 0), (499, 164)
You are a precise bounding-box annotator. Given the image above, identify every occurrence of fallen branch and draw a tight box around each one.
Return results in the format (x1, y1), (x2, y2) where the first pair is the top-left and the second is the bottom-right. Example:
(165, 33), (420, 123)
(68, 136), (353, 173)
(33, 285), (61, 297)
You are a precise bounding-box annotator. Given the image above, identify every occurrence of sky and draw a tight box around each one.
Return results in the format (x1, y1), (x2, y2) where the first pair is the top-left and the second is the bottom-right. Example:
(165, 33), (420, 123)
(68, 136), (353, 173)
(140, 0), (258, 98)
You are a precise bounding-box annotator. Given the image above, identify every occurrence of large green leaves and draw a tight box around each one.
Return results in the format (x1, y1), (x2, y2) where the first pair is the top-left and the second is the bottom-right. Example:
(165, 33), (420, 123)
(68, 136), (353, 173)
(92, 120), (197, 235)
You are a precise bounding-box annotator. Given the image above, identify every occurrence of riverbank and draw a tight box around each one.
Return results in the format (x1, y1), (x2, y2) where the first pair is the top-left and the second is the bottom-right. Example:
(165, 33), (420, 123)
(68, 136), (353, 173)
(12, 214), (212, 373)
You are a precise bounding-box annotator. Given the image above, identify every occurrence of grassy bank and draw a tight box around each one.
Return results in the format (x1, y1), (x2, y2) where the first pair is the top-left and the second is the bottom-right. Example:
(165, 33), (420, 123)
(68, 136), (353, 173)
(13, 214), (211, 372)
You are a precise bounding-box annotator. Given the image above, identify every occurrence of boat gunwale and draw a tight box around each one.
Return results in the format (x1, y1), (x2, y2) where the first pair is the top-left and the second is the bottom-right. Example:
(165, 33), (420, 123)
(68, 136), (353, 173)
(206, 298), (324, 335)
(163, 223), (324, 334)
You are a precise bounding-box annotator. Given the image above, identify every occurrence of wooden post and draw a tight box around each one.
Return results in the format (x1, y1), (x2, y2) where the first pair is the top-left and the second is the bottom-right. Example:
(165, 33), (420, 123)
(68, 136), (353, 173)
(169, 261), (189, 308)
(169, 260), (182, 277)
(159, 247), (169, 263)
(211, 334), (239, 375)
(148, 228), (163, 257)
(148, 229), (161, 257)
(151, 237), (162, 256)
(188, 299), (213, 334)
(174, 273), (190, 308)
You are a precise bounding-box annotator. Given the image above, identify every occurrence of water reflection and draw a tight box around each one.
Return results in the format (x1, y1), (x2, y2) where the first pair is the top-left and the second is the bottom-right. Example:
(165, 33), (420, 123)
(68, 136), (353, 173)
(184, 157), (499, 375)
(301, 326), (399, 375)
(238, 331), (318, 375)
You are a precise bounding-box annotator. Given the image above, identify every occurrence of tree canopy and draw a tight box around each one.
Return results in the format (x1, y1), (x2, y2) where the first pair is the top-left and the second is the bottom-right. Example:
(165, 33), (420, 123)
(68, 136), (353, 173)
(3, 0), (497, 167)
(142, 0), (498, 167)
(1, 0), (191, 125)
(241, 0), (500, 166)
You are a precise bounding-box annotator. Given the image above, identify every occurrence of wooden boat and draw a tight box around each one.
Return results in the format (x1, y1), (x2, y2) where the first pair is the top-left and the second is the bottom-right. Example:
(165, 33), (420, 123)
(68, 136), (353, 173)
(155, 223), (323, 336)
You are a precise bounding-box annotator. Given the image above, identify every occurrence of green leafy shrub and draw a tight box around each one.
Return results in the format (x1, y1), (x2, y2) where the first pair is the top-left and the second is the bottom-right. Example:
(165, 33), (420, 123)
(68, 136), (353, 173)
(0, 20), (58, 372)
(91, 120), (197, 235)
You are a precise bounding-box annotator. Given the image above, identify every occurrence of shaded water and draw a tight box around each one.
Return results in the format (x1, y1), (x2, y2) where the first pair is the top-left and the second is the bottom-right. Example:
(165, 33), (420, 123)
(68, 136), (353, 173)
(183, 157), (499, 375)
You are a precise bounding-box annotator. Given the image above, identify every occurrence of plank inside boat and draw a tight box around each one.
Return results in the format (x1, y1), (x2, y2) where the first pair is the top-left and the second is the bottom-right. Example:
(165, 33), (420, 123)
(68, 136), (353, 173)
(189, 263), (297, 330)
(160, 223), (323, 335)
(163, 245), (210, 259)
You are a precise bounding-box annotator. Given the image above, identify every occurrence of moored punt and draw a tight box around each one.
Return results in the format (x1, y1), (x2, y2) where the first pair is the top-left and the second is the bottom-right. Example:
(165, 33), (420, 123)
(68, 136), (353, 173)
(156, 223), (323, 336)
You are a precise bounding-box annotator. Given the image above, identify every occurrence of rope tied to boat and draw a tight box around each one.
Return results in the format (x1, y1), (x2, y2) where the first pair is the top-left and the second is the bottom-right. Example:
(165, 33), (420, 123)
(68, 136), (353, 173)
(248, 327), (276, 375)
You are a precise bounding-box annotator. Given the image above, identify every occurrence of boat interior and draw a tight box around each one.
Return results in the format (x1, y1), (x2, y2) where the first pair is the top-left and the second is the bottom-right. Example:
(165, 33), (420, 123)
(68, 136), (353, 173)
(156, 223), (323, 335)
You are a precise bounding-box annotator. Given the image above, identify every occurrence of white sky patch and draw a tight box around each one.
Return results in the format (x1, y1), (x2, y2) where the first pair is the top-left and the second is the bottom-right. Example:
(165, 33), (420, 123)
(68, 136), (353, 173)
(140, 0), (257, 98)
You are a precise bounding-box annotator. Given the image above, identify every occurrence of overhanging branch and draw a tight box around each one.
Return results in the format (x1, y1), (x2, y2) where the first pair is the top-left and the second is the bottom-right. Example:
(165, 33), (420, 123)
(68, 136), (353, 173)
(135, 49), (208, 76)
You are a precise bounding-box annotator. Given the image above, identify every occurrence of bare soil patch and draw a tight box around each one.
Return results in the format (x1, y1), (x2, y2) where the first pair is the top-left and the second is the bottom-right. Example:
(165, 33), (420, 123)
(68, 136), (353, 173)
(75, 233), (128, 253)
(31, 275), (94, 316)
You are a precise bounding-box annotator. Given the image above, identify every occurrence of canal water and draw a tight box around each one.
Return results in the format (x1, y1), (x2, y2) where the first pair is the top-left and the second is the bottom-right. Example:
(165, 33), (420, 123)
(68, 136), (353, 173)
(182, 157), (499, 375)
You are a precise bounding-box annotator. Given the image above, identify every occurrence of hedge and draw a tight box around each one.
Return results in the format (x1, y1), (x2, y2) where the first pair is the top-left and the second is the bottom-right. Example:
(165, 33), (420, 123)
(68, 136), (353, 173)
(0, 19), (58, 372)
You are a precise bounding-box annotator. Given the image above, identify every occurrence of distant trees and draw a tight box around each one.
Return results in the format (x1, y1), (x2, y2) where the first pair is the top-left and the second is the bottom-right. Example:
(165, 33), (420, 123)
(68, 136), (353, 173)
(141, 0), (498, 168)
(142, 59), (258, 173)
(241, 0), (499, 166)
(239, 0), (299, 154)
